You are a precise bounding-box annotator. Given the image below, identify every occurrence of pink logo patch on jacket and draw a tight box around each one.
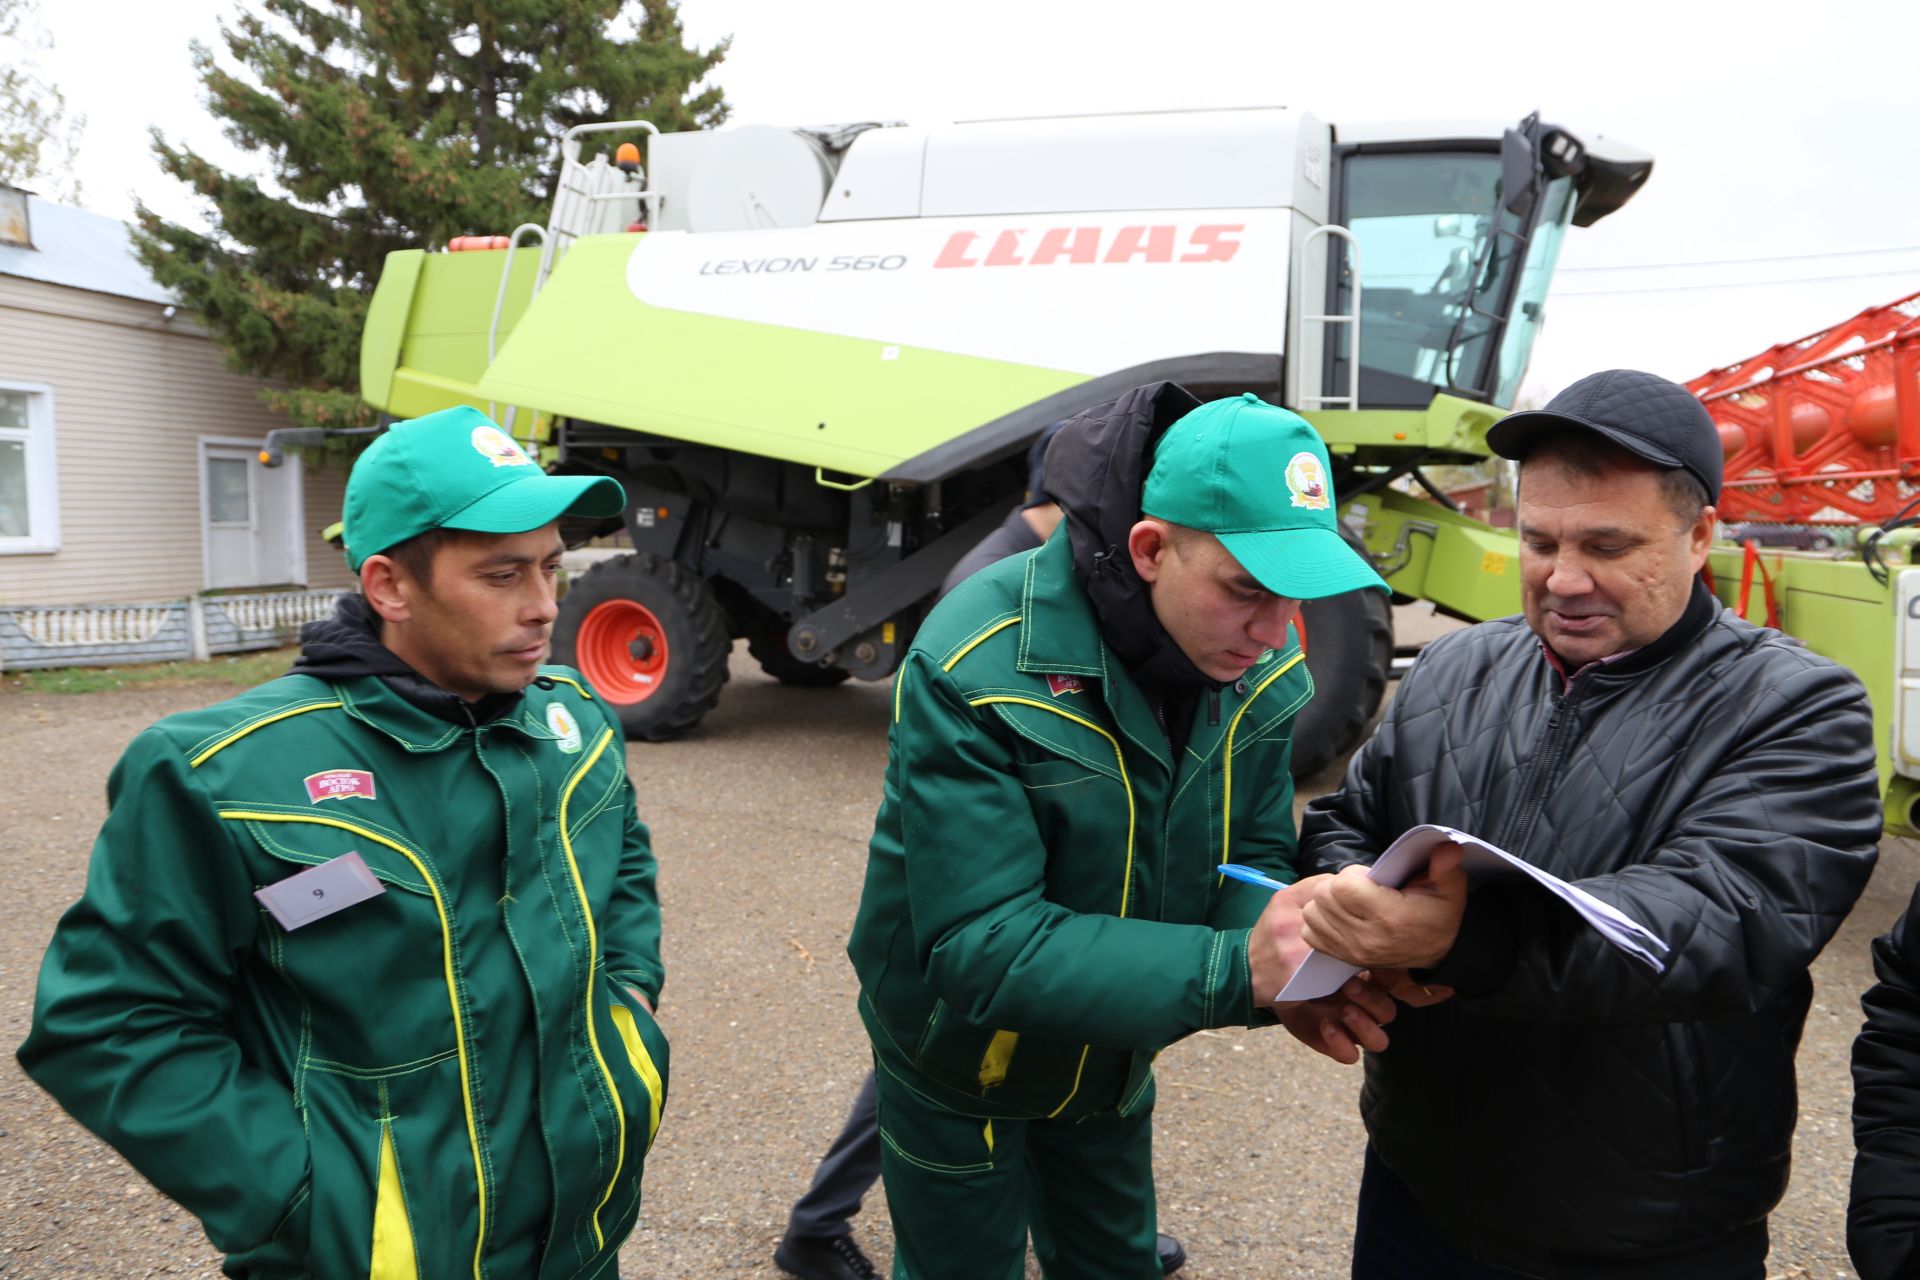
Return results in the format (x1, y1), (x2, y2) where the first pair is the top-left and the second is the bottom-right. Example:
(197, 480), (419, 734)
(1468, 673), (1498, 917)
(1045, 674), (1086, 697)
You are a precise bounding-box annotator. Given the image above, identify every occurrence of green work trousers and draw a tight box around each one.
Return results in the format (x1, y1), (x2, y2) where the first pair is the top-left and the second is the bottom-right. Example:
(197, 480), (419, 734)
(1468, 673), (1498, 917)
(874, 1066), (1161, 1280)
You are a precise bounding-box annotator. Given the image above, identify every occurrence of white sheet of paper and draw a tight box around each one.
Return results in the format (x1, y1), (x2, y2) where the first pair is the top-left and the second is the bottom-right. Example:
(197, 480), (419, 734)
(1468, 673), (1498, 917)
(1275, 824), (1670, 1002)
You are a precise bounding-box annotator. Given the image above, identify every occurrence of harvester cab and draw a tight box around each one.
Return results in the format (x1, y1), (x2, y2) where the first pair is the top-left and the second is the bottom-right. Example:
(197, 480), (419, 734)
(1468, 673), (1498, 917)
(357, 107), (1651, 763)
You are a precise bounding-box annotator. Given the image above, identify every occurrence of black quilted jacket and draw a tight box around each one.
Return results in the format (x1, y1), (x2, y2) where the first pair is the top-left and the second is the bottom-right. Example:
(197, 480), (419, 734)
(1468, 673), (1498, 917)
(1851, 882), (1920, 1280)
(1301, 583), (1881, 1273)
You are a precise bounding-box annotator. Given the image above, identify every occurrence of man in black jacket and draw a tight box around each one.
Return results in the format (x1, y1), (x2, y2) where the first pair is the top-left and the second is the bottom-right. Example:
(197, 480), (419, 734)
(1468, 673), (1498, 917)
(1298, 369), (1883, 1278)
(1850, 882), (1920, 1279)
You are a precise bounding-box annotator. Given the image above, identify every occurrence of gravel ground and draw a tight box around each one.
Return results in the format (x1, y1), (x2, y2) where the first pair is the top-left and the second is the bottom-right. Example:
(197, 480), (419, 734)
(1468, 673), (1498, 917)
(0, 619), (1909, 1278)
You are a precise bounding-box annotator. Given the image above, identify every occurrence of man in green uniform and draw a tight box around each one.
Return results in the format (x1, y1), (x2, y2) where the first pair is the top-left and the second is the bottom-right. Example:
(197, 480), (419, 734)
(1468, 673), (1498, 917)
(19, 405), (668, 1280)
(848, 383), (1396, 1278)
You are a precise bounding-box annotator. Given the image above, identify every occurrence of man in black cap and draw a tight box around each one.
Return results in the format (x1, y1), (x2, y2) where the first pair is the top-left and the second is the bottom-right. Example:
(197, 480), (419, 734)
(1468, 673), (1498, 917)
(1294, 369), (1883, 1277)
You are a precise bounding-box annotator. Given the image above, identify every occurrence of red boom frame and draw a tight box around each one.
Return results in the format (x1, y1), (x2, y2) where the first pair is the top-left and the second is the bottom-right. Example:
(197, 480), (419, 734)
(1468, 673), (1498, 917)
(1686, 291), (1920, 523)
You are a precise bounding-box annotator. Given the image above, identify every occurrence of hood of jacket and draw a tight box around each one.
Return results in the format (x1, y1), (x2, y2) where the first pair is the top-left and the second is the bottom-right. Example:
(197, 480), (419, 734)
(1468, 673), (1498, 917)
(292, 593), (522, 725)
(1042, 381), (1216, 696)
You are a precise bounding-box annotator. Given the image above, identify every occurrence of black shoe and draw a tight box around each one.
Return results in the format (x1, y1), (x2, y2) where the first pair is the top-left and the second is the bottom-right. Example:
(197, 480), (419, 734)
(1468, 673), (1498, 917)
(1157, 1232), (1187, 1276)
(774, 1232), (880, 1280)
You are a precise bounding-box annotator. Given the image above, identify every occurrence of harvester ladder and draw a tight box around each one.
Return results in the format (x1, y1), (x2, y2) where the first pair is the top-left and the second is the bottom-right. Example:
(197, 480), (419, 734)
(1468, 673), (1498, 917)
(1298, 224), (1362, 411)
(485, 120), (663, 441)
(537, 119), (663, 288)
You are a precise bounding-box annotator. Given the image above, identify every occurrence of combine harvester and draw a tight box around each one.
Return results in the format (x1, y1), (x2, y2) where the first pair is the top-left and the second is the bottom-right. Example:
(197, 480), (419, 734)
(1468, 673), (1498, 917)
(353, 107), (1653, 780)
(351, 111), (1920, 826)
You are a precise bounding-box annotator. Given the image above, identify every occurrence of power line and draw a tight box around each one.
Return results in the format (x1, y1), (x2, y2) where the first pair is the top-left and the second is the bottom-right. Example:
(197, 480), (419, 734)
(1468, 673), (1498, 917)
(1553, 267), (1920, 298)
(1558, 243), (1920, 274)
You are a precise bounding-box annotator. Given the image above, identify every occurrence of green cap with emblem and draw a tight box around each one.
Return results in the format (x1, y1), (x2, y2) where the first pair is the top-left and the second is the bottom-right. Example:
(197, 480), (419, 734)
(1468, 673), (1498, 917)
(341, 406), (626, 570)
(1141, 393), (1388, 599)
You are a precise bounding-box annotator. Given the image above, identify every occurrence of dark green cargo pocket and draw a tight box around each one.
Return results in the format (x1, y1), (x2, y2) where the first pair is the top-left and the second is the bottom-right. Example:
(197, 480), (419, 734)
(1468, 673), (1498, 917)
(912, 1000), (1094, 1118)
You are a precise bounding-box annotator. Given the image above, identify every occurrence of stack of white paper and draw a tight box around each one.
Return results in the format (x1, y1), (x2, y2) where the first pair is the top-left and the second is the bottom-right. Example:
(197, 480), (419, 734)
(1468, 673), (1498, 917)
(1276, 824), (1671, 1002)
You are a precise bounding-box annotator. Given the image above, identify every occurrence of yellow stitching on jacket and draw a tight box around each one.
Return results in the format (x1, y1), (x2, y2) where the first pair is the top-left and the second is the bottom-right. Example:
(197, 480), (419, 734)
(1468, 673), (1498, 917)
(219, 811), (490, 1278)
(1220, 652), (1306, 868)
(965, 696), (1135, 914)
(964, 694), (1134, 1121)
(190, 701), (342, 768)
(555, 728), (630, 1247)
(943, 616), (1022, 672)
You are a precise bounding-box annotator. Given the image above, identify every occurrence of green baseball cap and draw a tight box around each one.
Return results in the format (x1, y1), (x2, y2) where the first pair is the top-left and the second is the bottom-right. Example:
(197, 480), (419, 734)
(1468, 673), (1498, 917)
(1141, 393), (1388, 599)
(342, 406), (626, 570)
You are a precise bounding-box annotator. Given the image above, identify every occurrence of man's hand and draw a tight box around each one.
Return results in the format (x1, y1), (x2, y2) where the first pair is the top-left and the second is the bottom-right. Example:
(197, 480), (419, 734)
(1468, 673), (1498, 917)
(1247, 874), (1331, 1004)
(1368, 967), (1456, 1009)
(624, 987), (654, 1015)
(1276, 975), (1399, 1064)
(1300, 844), (1470, 971)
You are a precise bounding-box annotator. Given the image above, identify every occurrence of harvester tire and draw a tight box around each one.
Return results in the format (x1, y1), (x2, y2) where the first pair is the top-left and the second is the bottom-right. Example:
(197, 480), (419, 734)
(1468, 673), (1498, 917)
(1289, 585), (1393, 781)
(551, 553), (731, 741)
(747, 629), (853, 688)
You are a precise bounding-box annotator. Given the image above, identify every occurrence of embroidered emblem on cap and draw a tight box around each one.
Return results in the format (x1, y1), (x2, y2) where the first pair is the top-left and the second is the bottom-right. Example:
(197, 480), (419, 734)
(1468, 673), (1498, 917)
(547, 702), (584, 753)
(305, 769), (377, 803)
(1045, 673), (1085, 697)
(471, 425), (534, 468)
(1285, 451), (1330, 510)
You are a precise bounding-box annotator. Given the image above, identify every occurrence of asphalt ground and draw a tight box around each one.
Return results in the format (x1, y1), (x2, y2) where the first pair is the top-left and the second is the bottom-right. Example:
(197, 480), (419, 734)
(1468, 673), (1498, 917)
(0, 615), (1910, 1278)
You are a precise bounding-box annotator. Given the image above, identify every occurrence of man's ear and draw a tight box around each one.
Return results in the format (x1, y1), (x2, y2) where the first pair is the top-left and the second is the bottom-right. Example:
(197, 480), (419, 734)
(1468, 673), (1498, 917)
(1128, 519), (1172, 583)
(1688, 504), (1717, 569)
(360, 555), (414, 624)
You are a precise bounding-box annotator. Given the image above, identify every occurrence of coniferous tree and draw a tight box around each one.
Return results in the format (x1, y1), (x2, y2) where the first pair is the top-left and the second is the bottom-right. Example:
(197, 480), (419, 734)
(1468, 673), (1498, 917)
(136, 0), (728, 430)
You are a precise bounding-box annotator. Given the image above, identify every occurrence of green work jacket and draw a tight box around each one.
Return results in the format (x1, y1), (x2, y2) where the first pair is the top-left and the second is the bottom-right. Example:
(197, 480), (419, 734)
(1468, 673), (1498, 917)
(19, 668), (666, 1280)
(848, 528), (1312, 1122)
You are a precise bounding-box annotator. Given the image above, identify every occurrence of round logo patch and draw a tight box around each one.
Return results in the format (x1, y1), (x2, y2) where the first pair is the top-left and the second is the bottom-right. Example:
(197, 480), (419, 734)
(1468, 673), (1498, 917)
(1285, 451), (1330, 510)
(546, 702), (584, 753)
(471, 425), (534, 468)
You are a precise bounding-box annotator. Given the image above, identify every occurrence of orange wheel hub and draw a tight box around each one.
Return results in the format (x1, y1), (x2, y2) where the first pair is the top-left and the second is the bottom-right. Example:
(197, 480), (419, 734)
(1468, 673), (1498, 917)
(577, 600), (669, 704)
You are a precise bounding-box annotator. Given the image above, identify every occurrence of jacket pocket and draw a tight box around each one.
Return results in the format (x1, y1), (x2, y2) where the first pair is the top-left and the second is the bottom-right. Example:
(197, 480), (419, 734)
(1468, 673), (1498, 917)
(303, 1054), (469, 1280)
(606, 980), (671, 1153)
(912, 999), (1097, 1118)
(1013, 758), (1137, 917)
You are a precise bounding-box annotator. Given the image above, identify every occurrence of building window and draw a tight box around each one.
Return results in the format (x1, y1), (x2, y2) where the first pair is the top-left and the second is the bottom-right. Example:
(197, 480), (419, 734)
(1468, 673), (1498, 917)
(206, 455), (252, 525)
(0, 382), (58, 554)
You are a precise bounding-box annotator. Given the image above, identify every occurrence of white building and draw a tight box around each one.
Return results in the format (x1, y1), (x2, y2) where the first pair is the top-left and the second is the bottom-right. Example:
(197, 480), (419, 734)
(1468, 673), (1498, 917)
(0, 184), (354, 605)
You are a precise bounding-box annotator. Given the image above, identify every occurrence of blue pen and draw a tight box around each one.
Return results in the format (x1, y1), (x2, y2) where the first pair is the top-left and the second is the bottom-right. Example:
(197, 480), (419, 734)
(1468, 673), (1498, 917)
(1217, 863), (1291, 892)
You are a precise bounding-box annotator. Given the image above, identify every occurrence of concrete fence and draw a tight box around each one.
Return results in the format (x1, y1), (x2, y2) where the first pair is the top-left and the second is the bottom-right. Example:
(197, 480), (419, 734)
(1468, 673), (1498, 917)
(0, 589), (341, 671)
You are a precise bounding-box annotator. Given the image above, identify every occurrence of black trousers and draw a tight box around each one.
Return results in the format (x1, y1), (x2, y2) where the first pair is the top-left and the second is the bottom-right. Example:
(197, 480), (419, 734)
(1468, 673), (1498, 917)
(786, 1072), (882, 1240)
(1351, 1145), (1768, 1280)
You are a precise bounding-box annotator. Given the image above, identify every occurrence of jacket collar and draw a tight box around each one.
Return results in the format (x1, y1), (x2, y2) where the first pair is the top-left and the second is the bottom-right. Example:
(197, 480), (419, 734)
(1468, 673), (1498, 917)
(1013, 526), (1306, 775)
(1015, 526), (1108, 677)
(1541, 578), (1722, 690)
(315, 669), (557, 753)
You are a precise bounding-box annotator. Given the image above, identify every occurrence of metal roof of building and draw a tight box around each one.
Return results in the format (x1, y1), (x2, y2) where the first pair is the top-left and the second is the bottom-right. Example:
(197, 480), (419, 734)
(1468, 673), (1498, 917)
(0, 188), (177, 306)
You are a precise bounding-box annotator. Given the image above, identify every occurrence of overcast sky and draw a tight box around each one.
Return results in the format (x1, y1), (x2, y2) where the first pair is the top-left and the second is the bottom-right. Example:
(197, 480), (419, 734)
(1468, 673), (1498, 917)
(31, 0), (1920, 399)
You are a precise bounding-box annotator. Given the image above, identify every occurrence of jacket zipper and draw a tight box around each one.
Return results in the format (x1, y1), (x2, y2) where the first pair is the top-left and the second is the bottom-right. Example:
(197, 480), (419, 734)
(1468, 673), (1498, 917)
(1218, 653), (1307, 867)
(1496, 686), (1580, 855)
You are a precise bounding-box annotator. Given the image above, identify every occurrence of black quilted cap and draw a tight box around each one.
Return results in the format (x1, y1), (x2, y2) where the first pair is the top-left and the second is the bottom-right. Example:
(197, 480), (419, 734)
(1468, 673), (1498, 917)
(1486, 369), (1722, 504)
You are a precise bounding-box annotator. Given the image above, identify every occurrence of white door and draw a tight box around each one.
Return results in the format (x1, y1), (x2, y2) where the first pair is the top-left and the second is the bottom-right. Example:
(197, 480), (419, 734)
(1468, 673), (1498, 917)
(202, 440), (300, 589)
